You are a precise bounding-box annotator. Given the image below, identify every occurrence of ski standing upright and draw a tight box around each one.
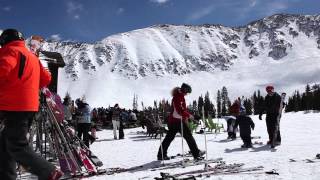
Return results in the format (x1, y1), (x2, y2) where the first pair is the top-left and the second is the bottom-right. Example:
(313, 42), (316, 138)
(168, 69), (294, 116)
(271, 92), (286, 148)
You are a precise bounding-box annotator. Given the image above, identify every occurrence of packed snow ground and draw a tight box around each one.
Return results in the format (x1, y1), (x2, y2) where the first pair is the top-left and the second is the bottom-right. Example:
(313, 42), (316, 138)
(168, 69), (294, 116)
(89, 111), (320, 180)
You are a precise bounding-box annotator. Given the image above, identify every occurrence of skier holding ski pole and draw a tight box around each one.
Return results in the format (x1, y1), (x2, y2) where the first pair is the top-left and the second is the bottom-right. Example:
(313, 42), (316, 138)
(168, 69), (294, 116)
(0, 29), (63, 180)
(157, 83), (204, 161)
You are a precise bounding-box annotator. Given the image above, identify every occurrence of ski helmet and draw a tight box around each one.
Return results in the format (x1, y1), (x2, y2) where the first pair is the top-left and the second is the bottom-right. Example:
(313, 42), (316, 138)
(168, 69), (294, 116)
(266, 85), (274, 92)
(0, 29), (24, 46)
(181, 83), (192, 94)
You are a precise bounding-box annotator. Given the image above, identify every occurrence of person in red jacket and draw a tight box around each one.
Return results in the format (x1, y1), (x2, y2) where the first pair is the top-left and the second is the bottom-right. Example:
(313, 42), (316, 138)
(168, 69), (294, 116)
(0, 29), (62, 180)
(157, 83), (204, 160)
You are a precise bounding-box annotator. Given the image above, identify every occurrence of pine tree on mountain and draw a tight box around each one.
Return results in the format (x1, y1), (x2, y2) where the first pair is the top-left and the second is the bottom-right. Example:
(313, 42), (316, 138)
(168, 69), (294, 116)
(285, 97), (294, 112)
(253, 91), (259, 115)
(204, 91), (211, 118)
(313, 84), (320, 110)
(211, 102), (216, 118)
(217, 90), (222, 118)
(243, 98), (253, 115)
(198, 95), (204, 117)
(305, 84), (313, 110)
(221, 86), (230, 116)
(294, 91), (301, 112)
(192, 100), (198, 115)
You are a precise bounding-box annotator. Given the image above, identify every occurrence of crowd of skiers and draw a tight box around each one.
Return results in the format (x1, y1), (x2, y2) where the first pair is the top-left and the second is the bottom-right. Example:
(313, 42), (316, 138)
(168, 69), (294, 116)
(62, 96), (140, 142)
(0, 28), (287, 179)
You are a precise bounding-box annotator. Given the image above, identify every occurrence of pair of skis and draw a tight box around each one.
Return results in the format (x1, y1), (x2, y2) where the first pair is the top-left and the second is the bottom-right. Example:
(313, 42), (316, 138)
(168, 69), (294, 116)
(41, 88), (103, 177)
(271, 92), (286, 148)
(155, 162), (264, 180)
(151, 157), (223, 171)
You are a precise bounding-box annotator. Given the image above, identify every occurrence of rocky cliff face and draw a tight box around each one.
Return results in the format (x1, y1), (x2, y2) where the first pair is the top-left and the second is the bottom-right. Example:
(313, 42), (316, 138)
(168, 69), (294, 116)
(41, 14), (320, 80)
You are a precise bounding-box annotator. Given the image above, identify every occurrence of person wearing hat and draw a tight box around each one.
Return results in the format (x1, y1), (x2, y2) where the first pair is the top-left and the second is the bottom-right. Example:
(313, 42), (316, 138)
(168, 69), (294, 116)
(157, 83), (204, 160)
(235, 106), (255, 148)
(75, 98), (92, 147)
(0, 29), (63, 179)
(259, 85), (282, 146)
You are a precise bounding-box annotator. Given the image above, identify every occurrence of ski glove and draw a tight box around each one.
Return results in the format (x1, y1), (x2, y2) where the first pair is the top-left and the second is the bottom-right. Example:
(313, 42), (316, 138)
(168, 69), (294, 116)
(258, 114), (262, 120)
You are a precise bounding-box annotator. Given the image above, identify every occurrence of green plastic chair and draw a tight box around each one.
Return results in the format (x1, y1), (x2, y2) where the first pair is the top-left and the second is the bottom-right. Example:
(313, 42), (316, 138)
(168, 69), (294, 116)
(204, 117), (214, 132)
(188, 120), (198, 134)
(207, 117), (224, 133)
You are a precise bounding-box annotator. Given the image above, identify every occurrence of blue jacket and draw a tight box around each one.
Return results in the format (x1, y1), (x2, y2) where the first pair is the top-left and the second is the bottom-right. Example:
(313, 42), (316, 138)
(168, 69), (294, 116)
(78, 103), (91, 124)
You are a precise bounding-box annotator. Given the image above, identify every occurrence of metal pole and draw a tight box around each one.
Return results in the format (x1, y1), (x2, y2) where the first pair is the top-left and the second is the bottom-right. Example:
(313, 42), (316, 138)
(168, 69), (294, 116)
(180, 118), (185, 167)
(202, 107), (208, 170)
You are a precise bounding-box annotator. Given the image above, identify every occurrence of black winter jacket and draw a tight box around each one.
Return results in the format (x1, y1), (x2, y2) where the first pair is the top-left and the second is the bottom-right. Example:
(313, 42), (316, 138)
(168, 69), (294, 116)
(235, 115), (255, 136)
(261, 92), (281, 115)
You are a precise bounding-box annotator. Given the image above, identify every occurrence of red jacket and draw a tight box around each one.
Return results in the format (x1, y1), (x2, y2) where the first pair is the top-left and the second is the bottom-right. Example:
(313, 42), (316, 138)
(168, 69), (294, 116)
(168, 87), (191, 124)
(0, 40), (51, 111)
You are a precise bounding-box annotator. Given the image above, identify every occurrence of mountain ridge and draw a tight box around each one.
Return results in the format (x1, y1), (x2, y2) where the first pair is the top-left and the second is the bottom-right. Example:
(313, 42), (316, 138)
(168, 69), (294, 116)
(31, 13), (320, 108)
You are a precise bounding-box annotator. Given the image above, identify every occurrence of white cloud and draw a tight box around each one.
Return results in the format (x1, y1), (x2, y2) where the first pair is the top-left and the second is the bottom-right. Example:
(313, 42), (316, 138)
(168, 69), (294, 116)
(117, 8), (124, 15)
(66, 1), (83, 19)
(249, 0), (257, 8)
(234, 0), (290, 21)
(50, 34), (62, 41)
(262, 1), (289, 16)
(2, 6), (11, 12)
(74, 14), (80, 19)
(186, 5), (215, 22)
(150, 0), (170, 4)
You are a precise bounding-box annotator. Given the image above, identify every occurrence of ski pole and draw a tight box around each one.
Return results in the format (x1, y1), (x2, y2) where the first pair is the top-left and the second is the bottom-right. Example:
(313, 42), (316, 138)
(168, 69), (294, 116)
(180, 118), (185, 167)
(159, 130), (165, 166)
(158, 111), (165, 166)
(202, 107), (208, 170)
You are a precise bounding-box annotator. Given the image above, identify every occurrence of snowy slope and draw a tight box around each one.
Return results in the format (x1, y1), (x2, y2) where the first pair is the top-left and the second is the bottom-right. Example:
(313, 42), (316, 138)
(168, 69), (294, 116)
(89, 111), (320, 180)
(40, 14), (320, 108)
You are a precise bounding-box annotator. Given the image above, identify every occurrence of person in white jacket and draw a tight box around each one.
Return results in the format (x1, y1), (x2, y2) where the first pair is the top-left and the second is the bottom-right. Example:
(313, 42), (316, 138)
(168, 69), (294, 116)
(111, 104), (121, 139)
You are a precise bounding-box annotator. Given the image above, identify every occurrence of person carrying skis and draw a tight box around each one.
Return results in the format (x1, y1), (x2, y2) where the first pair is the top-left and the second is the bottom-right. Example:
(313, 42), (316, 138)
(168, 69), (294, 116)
(259, 85), (282, 146)
(157, 83), (204, 160)
(235, 107), (255, 148)
(0, 29), (63, 180)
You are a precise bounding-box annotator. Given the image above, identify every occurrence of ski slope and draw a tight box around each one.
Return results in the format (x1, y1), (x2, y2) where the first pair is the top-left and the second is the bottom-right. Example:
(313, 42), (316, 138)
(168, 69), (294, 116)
(89, 111), (320, 180)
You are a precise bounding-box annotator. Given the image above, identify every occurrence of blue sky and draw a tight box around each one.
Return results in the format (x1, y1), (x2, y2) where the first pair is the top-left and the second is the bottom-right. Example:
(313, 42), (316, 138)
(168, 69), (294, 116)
(1, 0), (320, 42)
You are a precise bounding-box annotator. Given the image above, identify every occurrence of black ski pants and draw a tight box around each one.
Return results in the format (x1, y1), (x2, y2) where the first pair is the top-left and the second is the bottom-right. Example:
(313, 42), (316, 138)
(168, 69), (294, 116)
(0, 111), (55, 180)
(77, 123), (91, 148)
(158, 121), (200, 158)
(119, 121), (124, 139)
(240, 134), (252, 146)
(266, 113), (281, 143)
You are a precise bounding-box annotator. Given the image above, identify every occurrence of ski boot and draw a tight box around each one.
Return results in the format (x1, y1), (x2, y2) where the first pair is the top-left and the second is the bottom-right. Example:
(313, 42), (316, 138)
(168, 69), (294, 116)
(198, 150), (206, 157)
(241, 144), (247, 148)
(246, 143), (253, 148)
(157, 155), (170, 161)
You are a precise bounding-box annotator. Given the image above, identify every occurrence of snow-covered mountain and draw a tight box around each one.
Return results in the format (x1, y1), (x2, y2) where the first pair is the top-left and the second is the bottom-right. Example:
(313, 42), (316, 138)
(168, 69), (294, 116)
(40, 14), (320, 108)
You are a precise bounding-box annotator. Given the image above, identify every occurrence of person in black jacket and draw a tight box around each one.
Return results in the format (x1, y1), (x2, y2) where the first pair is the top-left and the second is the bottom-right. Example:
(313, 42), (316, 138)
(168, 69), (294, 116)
(259, 85), (282, 145)
(235, 107), (255, 148)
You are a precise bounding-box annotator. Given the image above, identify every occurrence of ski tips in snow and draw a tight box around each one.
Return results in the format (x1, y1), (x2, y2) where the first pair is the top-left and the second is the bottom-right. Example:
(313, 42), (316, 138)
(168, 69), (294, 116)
(265, 169), (279, 175)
